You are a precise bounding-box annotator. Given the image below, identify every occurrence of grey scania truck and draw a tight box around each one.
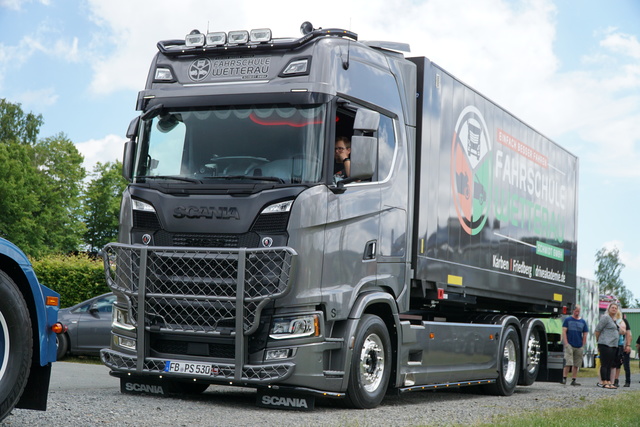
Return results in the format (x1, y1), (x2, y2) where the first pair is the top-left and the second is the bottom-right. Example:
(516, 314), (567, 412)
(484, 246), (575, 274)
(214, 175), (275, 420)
(101, 22), (578, 409)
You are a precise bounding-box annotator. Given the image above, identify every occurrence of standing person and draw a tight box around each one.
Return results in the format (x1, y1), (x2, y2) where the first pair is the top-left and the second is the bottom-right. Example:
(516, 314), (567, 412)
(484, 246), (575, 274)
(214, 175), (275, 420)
(616, 314), (632, 387)
(637, 333), (640, 382)
(610, 309), (625, 387)
(595, 302), (625, 389)
(561, 305), (588, 386)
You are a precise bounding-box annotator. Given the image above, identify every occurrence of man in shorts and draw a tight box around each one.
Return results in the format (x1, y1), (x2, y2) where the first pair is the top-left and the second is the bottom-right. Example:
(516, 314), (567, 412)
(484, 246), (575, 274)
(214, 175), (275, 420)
(561, 305), (588, 385)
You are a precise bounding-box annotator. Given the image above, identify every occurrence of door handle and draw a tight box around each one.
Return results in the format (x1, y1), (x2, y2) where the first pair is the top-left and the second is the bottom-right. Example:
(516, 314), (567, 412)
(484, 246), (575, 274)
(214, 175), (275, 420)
(364, 240), (377, 260)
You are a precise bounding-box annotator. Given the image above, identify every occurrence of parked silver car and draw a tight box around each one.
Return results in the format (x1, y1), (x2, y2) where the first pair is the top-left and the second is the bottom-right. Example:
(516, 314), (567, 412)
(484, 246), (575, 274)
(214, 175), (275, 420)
(56, 292), (115, 360)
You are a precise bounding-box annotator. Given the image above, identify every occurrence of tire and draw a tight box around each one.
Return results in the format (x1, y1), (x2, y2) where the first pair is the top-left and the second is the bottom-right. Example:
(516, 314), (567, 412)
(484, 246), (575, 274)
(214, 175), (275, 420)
(486, 325), (521, 396)
(519, 327), (541, 386)
(345, 314), (392, 409)
(0, 271), (33, 422)
(56, 333), (69, 361)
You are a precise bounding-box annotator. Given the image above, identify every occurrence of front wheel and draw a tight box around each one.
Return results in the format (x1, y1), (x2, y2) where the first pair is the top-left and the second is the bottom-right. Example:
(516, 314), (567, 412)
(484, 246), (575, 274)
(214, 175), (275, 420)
(0, 271), (33, 422)
(485, 325), (521, 396)
(345, 314), (391, 409)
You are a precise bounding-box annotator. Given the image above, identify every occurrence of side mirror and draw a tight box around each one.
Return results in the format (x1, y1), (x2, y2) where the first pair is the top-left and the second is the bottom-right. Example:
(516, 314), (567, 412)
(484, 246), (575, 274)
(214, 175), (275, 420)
(349, 109), (379, 181)
(122, 140), (135, 181)
(349, 135), (376, 180)
(122, 117), (140, 181)
(353, 109), (380, 133)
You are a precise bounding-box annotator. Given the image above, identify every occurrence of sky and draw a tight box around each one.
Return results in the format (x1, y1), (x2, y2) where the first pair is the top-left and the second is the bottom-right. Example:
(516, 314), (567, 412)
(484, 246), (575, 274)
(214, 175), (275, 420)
(1, 0), (639, 303)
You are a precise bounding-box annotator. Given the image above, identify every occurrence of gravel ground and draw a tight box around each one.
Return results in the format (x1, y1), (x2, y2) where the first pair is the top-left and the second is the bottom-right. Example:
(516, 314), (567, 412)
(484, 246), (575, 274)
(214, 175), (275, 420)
(5, 362), (640, 427)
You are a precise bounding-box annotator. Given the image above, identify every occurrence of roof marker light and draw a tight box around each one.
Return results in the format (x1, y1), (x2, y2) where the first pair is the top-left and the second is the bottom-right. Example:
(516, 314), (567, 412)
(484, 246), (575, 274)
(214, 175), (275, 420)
(185, 30), (205, 47)
(228, 30), (249, 45)
(282, 58), (310, 76)
(206, 32), (226, 46)
(250, 28), (271, 43)
(154, 67), (173, 81)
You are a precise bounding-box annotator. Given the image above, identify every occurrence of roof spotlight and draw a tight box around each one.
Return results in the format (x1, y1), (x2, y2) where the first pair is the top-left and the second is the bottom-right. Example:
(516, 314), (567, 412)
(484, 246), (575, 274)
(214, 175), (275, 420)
(185, 29), (205, 47)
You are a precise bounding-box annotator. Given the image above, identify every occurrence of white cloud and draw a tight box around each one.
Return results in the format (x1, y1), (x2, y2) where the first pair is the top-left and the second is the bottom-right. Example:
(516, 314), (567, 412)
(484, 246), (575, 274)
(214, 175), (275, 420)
(76, 134), (125, 173)
(13, 87), (58, 107)
(602, 240), (640, 300)
(600, 29), (640, 59)
(0, 0), (49, 11)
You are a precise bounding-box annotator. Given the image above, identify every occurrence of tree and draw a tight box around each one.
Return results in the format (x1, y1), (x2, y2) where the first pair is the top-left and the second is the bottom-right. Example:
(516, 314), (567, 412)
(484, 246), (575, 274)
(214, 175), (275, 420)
(594, 247), (633, 307)
(33, 133), (86, 253)
(0, 100), (86, 256)
(83, 161), (127, 252)
(0, 98), (43, 145)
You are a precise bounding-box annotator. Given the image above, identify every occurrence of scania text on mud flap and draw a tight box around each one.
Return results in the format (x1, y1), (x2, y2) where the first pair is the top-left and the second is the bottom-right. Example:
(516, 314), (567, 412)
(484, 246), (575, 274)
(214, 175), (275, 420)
(101, 22), (578, 409)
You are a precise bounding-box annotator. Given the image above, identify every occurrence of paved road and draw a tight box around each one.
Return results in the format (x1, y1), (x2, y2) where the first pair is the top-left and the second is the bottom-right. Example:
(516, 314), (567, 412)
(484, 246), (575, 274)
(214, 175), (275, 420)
(4, 362), (640, 426)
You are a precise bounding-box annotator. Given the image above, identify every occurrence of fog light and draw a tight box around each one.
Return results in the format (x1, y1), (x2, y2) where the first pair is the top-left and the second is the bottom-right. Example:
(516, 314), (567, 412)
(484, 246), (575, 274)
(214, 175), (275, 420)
(117, 336), (137, 351)
(265, 349), (291, 360)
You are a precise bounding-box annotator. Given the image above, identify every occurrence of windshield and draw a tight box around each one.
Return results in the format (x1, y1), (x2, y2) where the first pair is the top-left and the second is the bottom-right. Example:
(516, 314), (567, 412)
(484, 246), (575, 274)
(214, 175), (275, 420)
(134, 104), (326, 184)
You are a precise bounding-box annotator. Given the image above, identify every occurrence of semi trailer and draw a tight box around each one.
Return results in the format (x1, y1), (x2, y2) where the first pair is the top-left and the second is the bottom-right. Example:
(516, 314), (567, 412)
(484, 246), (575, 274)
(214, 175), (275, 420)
(101, 22), (578, 409)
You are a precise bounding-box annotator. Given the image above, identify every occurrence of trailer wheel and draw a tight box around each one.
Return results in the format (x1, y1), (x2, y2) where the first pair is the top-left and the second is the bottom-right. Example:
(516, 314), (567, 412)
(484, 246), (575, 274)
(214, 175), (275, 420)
(486, 325), (520, 396)
(345, 314), (391, 409)
(519, 327), (541, 386)
(0, 271), (33, 422)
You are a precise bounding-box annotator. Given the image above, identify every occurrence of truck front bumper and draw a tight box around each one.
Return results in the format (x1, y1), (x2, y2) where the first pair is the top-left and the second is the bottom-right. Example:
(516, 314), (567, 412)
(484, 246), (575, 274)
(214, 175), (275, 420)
(101, 348), (295, 384)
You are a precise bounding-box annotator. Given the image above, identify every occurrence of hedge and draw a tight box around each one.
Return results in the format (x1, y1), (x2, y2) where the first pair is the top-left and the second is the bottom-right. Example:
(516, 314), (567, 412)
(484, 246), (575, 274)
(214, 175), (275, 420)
(31, 253), (110, 308)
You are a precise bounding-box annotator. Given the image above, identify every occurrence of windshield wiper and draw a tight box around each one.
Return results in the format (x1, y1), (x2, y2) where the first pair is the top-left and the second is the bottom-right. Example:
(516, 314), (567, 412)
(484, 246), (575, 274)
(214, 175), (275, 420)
(135, 175), (202, 183)
(204, 175), (286, 184)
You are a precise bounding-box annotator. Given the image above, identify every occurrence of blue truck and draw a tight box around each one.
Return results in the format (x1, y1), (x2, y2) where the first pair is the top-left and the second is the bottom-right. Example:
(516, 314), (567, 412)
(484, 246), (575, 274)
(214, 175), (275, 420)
(0, 238), (61, 421)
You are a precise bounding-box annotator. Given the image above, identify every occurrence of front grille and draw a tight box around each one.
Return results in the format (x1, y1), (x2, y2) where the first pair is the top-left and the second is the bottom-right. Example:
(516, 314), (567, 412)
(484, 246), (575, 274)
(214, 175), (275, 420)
(153, 230), (259, 248)
(103, 243), (296, 335)
(251, 212), (290, 232)
(151, 337), (236, 358)
(133, 210), (161, 229)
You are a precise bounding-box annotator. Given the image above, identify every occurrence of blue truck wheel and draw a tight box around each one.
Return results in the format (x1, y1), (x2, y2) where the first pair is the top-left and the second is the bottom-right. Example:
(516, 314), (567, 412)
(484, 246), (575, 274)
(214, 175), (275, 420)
(0, 271), (33, 422)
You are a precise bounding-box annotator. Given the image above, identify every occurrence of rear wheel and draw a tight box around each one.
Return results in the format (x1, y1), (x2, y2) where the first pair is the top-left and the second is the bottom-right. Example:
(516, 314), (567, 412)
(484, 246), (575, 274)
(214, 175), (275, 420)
(345, 314), (391, 409)
(0, 271), (33, 422)
(486, 325), (521, 396)
(519, 327), (541, 385)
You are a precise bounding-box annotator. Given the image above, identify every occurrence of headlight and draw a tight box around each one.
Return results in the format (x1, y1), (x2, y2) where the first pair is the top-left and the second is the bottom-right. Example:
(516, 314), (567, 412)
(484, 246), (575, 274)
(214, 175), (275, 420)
(270, 314), (319, 340)
(132, 199), (156, 212)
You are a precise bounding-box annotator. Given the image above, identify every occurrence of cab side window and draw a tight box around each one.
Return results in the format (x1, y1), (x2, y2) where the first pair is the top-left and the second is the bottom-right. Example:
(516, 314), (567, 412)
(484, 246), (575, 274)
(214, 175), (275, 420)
(376, 115), (396, 181)
(335, 105), (396, 183)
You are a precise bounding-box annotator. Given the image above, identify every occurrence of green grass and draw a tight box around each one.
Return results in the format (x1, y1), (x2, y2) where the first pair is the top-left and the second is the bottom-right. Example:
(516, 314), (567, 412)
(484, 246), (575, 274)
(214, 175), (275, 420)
(60, 355), (103, 364)
(576, 361), (640, 378)
(469, 391), (640, 427)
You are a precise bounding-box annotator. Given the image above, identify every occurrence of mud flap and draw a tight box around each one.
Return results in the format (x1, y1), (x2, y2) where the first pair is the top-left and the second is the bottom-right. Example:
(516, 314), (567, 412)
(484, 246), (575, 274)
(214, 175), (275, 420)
(256, 388), (315, 411)
(120, 377), (168, 396)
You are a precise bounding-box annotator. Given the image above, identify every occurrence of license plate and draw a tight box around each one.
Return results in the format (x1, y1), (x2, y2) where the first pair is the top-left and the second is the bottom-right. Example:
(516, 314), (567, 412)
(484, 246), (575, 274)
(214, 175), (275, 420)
(164, 361), (215, 376)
